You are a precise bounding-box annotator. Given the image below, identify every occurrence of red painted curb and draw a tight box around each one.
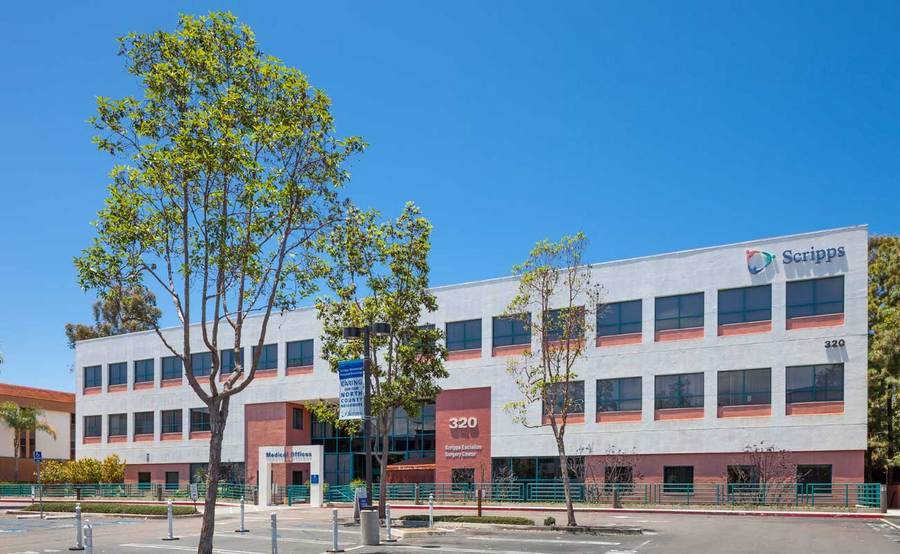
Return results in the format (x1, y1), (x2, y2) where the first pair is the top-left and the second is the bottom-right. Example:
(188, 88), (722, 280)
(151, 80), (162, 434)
(0, 498), (239, 508)
(386, 503), (885, 519)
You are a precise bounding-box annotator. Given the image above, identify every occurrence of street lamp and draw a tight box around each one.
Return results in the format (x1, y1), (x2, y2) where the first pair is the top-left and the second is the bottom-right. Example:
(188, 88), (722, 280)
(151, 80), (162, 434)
(343, 322), (392, 503)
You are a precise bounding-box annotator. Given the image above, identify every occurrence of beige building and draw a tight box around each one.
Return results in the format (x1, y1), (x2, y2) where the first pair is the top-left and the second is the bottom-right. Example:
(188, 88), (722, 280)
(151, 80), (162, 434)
(0, 383), (75, 481)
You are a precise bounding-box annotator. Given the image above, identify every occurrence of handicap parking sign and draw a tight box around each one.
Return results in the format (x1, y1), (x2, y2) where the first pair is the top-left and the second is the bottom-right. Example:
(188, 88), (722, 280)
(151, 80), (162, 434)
(33, 451), (42, 462)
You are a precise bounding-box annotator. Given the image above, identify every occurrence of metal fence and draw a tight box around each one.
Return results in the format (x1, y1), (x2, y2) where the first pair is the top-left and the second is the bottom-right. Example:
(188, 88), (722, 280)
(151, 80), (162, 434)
(0, 482), (257, 503)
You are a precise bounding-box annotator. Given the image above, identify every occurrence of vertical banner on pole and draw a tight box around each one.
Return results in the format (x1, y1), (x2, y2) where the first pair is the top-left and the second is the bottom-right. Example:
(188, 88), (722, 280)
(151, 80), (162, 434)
(338, 359), (365, 421)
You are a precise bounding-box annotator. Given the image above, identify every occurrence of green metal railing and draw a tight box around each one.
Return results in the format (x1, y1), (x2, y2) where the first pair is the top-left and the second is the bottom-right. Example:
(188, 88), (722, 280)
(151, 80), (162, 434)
(0, 482), (258, 502)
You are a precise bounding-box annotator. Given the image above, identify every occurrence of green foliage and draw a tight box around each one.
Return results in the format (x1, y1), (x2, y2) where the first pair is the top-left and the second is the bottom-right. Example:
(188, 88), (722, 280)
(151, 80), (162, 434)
(39, 456), (125, 484)
(22, 502), (196, 516)
(305, 398), (361, 436)
(868, 235), (900, 475)
(401, 514), (534, 525)
(544, 516), (556, 526)
(0, 402), (56, 481)
(65, 285), (161, 348)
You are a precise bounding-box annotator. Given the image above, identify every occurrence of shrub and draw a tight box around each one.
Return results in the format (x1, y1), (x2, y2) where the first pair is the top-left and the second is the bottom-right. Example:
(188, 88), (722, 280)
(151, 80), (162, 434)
(36, 456), (125, 484)
(544, 516), (556, 526)
(22, 502), (196, 516)
(401, 514), (534, 525)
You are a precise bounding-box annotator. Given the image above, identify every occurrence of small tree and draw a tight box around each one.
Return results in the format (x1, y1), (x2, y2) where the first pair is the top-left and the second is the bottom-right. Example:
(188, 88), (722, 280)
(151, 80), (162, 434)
(316, 203), (447, 517)
(75, 13), (363, 552)
(503, 233), (598, 526)
(65, 285), (161, 348)
(0, 402), (57, 482)
(728, 442), (797, 505)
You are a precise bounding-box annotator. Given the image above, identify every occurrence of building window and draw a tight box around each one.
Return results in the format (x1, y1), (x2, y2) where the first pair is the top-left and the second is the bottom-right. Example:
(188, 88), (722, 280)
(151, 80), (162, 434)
(162, 356), (182, 381)
(446, 319), (481, 351)
(598, 300), (642, 336)
(138, 472), (151, 484)
(798, 464), (832, 493)
(655, 373), (704, 409)
(604, 465), (634, 492)
(287, 340), (314, 367)
(786, 276), (844, 318)
(134, 412), (154, 436)
(253, 344), (278, 370)
(544, 307), (585, 342)
(83, 366), (102, 389)
(452, 468), (475, 486)
(543, 381), (585, 417)
(108, 414), (127, 437)
(190, 352), (213, 377)
(134, 359), (154, 383)
(655, 293), (704, 331)
(161, 409), (183, 434)
(718, 285), (771, 325)
(165, 471), (180, 489)
(83, 415), (101, 438)
(727, 465), (759, 484)
(108, 362), (127, 386)
(220, 348), (244, 374)
(190, 407), (211, 432)
(597, 377), (642, 412)
(786, 364), (844, 403)
(663, 466), (694, 493)
(292, 407), (304, 430)
(717, 368), (771, 406)
(492, 314), (530, 347)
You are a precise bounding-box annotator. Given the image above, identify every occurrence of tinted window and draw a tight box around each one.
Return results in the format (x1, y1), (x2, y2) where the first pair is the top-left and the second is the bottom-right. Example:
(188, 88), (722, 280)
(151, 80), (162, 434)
(786, 364), (844, 403)
(287, 340), (314, 367)
(663, 466), (694, 493)
(162, 356), (183, 380)
(190, 407), (211, 432)
(728, 465), (759, 484)
(83, 415), (102, 437)
(83, 366), (102, 389)
(798, 464), (832, 488)
(598, 300), (642, 337)
(253, 344), (278, 370)
(108, 414), (127, 436)
(545, 307), (585, 341)
(655, 373), (704, 409)
(718, 368), (771, 406)
(786, 276), (844, 318)
(292, 407), (304, 430)
(134, 359), (154, 383)
(220, 348), (244, 374)
(134, 412), (154, 435)
(446, 319), (481, 351)
(655, 293), (704, 331)
(108, 362), (127, 386)
(161, 409), (182, 434)
(189, 352), (212, 376)
(718, 285), (772, 325)
(492, 314), (530, 347)
(597, 377), (642, 412)
(543, 381), (585, 417)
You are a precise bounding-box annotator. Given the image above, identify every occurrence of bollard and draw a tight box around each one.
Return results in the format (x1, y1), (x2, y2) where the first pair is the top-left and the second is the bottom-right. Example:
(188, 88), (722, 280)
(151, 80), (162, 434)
(69, 503), (84, 550)
(326, 508), (344, 553)
(414, 483), (420, 505)
(271, 513), (278, 554)
(881, 484), (888, 513)
(428, 493), (434, 528)
(384, 503), (396, 542)
(477, 488), (483, 518)
(83, 522), (93, 554)
(162, 499), (179, 540)
(235, 495), (249, 533)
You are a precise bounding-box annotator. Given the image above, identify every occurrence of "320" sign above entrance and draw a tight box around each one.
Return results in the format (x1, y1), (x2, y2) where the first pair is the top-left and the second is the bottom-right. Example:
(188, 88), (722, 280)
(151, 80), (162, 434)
(448, 417), (478, 429)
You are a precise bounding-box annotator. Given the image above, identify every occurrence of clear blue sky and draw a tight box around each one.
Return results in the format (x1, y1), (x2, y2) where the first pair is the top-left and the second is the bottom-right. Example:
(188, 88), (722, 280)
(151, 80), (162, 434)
(1, 1), (898, 392)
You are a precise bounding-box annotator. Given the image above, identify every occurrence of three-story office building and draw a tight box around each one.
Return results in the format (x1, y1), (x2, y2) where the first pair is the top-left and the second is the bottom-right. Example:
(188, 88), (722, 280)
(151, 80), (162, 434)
(74, 225), (868, 489)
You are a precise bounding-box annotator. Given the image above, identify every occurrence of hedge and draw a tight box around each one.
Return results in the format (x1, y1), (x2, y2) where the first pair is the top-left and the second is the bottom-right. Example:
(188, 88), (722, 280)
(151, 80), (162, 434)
(401, 514), (534, 525)
(22, 502), (197, 516)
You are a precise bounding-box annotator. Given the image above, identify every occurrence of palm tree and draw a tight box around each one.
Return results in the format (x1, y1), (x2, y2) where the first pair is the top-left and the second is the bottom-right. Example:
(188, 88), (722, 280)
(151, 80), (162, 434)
(0, 402), (56, 482)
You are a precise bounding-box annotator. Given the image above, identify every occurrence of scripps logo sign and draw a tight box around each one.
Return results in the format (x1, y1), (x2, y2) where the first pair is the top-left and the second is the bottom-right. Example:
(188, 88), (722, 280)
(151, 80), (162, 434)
(745, 250), (775, 274)
(746, 245), (846, 274)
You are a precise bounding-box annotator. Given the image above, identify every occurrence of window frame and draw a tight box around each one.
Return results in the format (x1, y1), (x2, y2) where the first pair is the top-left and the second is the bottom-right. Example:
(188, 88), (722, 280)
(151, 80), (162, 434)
(445, 319), (482, 352)
(786, 276), (845, 319)
(190, 352), (213, 377)
(654, 372), (705, 409)
(597, 300), (642, 337)
(220, 348), (244, 374)
(292, 407), (304, 430)
(83, 365), (102, 389)
(161, 409), (183, 434)
(133, 411), (154, 436)
(663, 466), (694, 494)
(108, 362), (128, 386)
(190, 407), (211, 432)
(161, 356), (183, 381)
(596, 377), (642, 413)
(655, 292), (704, 331)
(717, 285), (772, 325)
(491, 314), (531, 347)
(107, 413), (127, 437)
(83, 415), (102, 438)
(286, 339), (315, 367)
(786, 364), (844, 404)
(542, 381), (585, 418)
(134, 359), (154, 384)
(717, 368), (772, 407)
(252, 344), (278, 370)
(544, 307), (585, 342)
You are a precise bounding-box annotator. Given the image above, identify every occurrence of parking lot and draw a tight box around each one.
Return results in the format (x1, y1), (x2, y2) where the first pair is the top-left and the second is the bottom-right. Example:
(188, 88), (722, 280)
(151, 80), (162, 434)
(1, 505), (900, 553)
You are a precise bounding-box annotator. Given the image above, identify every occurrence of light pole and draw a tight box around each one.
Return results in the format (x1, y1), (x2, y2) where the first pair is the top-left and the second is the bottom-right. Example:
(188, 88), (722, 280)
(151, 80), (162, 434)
(343, 322), (391, 504)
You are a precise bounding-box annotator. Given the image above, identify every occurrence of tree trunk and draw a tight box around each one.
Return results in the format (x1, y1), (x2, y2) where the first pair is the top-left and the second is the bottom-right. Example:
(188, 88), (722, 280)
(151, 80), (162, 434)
(197, 398), (229, 554)
(13, 431), (20, 482)
(555, 435), (576, 526)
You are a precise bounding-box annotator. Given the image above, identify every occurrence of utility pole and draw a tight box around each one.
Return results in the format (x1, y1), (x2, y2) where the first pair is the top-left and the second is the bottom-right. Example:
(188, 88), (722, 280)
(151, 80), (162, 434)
(363, 326), (373, 502)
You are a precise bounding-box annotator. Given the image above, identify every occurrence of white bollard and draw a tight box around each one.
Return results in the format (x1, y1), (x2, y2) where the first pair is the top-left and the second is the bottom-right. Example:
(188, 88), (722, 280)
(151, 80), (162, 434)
(270, 513), (278, 554)
(385, 503), (396, 542)
(70, 503), (84, 550)
(162, 499), (179, 541)
(428, 493), (434, 528)
(235, 495), (249, 533)
(83, 522), (93, 554)
(326, 507), (343, 553)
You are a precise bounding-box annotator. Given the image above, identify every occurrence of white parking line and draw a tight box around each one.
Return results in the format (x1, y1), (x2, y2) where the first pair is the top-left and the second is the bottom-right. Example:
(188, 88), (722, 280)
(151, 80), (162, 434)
(468, 535), (621, 546)
(215, 532), (357, 546)
(880, 519), (900, 532)
(119, 545), (264, 554)
(376, 546), (557, 554)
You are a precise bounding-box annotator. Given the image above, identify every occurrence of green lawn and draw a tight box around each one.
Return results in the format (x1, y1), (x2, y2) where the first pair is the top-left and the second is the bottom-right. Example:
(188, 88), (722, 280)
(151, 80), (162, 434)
(22, 502), (197, 516)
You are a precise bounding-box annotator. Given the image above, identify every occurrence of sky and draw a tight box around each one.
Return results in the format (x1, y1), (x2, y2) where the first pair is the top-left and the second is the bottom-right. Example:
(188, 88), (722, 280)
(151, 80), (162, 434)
(1, 1), (898, 392)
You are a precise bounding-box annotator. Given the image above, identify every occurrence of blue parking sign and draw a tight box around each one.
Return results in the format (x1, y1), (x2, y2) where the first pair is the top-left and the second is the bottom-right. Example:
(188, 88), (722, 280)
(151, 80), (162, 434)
(33, 451), (42, 462)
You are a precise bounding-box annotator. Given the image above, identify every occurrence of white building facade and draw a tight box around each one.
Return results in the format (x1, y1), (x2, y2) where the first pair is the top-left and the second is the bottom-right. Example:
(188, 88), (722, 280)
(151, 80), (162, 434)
(75, 225), (868, 488)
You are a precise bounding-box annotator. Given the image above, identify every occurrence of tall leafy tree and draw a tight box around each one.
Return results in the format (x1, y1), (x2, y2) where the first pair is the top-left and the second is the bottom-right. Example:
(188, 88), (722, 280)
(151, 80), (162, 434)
(316, 202), (447, 517)
(0, 402), (57, 482)
(74, 13), (363, 552)
(503, 233), (598, 526)
(65, 285), (161, 348)
(868, 235), (900, 483)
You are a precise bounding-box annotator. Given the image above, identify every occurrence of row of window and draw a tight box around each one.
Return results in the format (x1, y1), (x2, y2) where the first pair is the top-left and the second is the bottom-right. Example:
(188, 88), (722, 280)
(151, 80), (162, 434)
(447, 276), (844, 351)
(543, 363), (844, 416)
(83, 340), (314, 389)
(82, 408), (210, 438)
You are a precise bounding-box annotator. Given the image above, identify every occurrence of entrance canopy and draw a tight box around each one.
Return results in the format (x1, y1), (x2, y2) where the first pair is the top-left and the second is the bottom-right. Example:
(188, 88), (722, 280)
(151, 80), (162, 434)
(258, 445), (324, 507)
